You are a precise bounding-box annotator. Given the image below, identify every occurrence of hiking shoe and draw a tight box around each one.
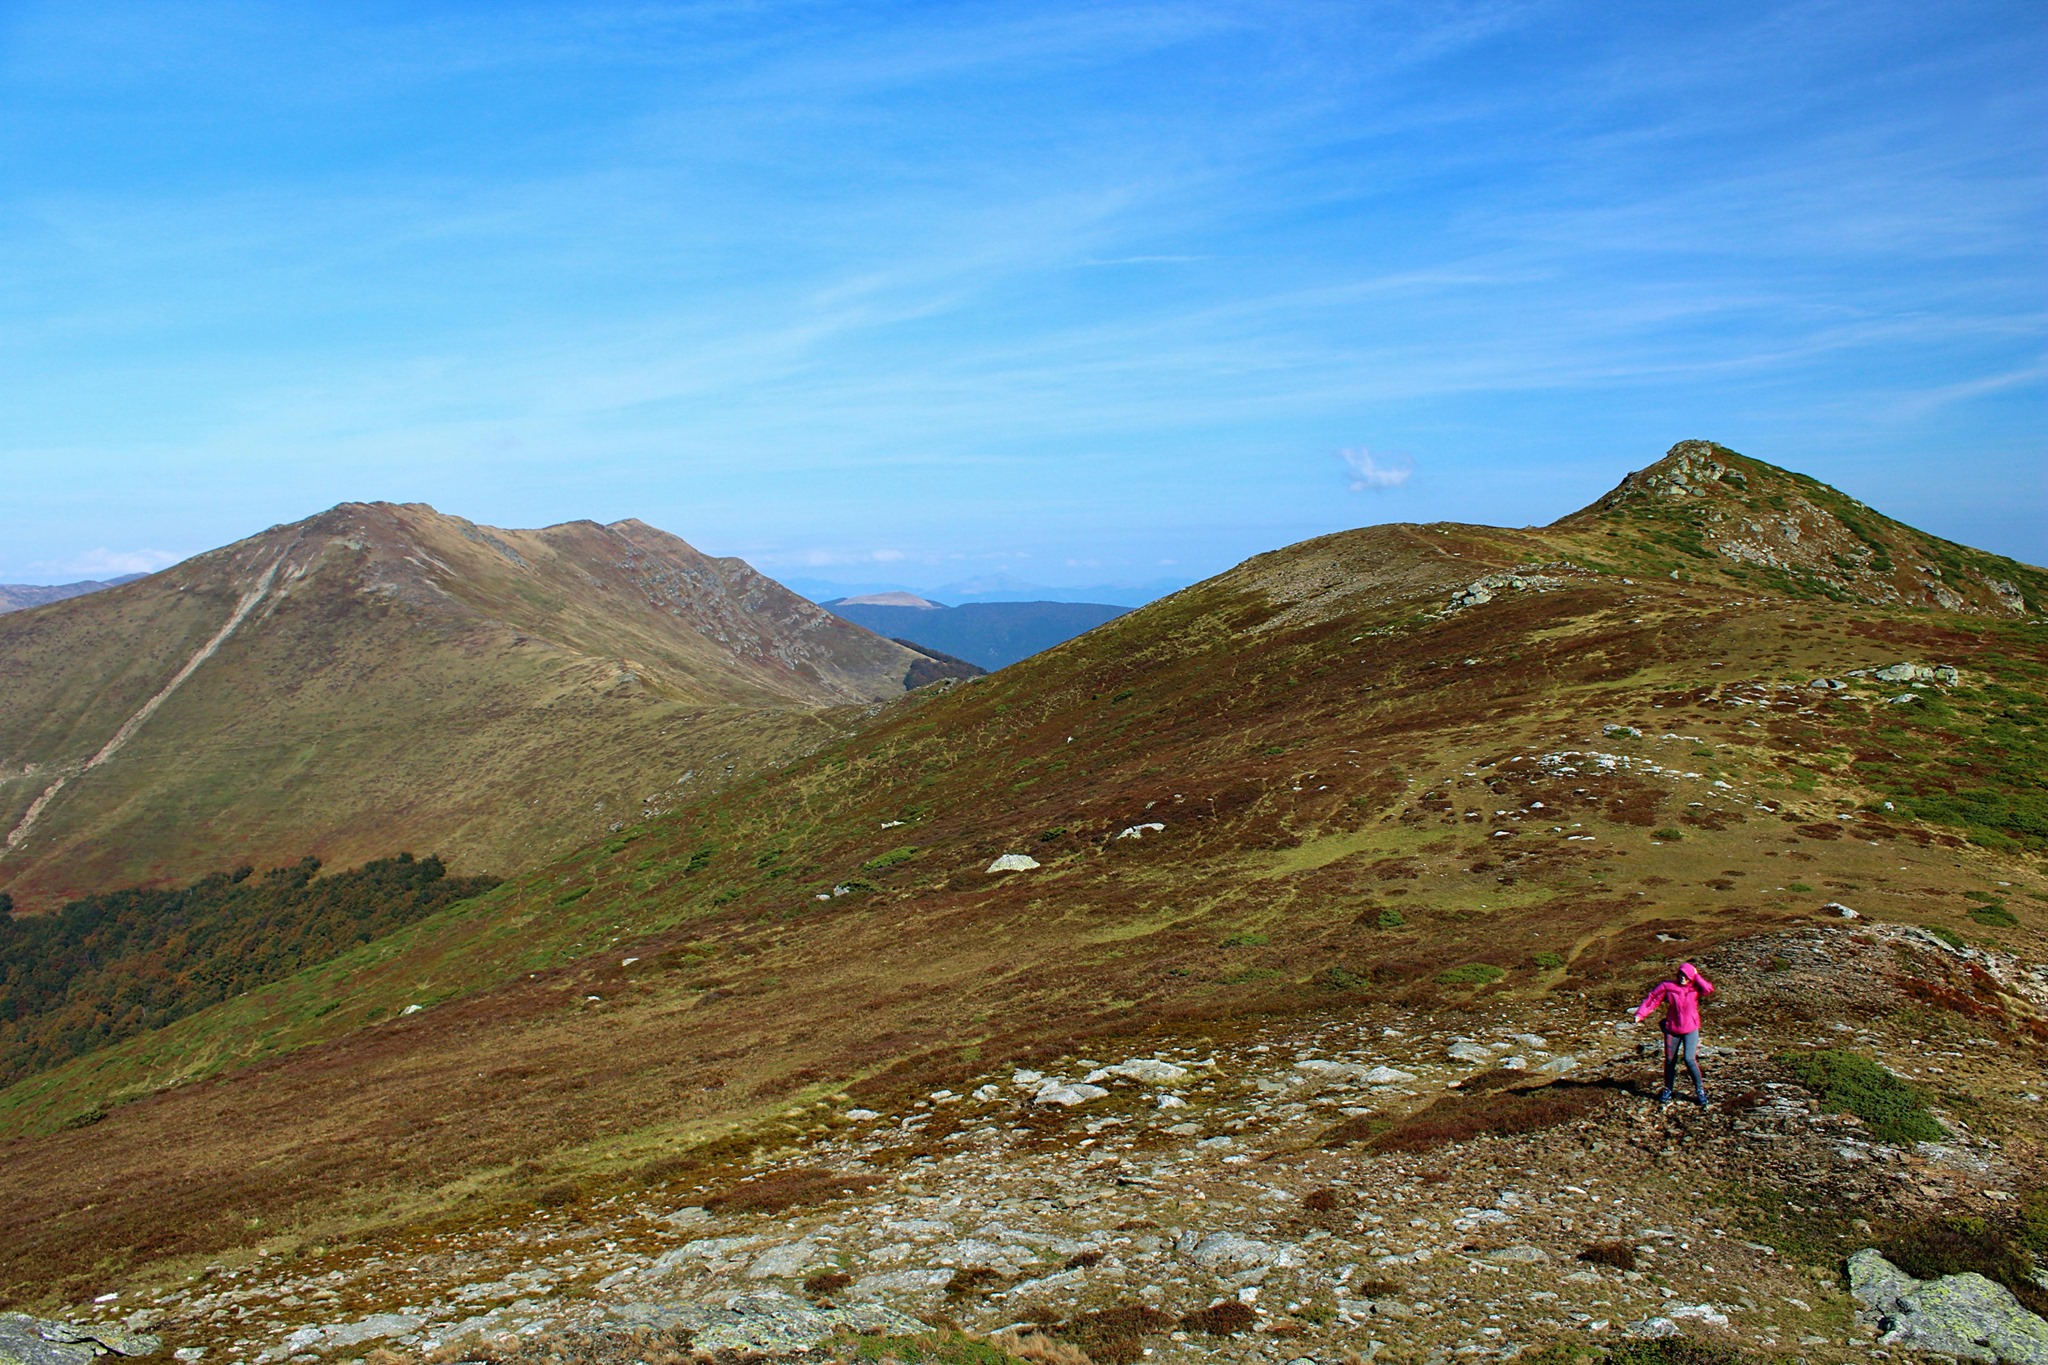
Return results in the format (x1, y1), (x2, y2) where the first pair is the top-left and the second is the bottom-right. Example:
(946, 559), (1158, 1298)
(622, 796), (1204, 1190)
(1656, 1088), (1673, 1105)
(1695, 1091), (1711, 1110)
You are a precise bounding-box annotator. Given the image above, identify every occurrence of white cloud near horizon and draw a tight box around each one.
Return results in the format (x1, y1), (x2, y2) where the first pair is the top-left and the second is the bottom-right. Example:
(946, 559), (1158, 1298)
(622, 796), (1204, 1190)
(1341, 449), (1413, 492)
(45, 548), (183, 579)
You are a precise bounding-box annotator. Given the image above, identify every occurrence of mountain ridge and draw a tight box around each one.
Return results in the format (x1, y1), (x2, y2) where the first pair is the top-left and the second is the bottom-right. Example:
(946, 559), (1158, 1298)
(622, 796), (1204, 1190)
(0, 442), (2041, 1317)
(0, 501), (961, 911)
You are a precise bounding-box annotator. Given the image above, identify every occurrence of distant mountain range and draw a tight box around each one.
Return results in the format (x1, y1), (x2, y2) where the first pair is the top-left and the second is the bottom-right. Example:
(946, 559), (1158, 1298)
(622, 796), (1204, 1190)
(0, 574), (145, 613)
(782, 571), (1191, 609)
(822, 594), (1128, 669)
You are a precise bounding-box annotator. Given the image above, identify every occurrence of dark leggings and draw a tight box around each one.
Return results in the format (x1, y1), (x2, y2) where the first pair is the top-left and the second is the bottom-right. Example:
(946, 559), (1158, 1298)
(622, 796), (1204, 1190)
(1662, 1029), (1704, 1096)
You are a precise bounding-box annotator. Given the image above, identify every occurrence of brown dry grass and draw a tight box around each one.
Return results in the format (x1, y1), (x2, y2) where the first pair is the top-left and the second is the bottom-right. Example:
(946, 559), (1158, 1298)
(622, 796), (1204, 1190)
(987, 1331), (1092, 1365)
(1366, 1079), (1613, 1153)
(1049, 1306), (1174, 1365)
(1177, 1301), (1256, 1335)
(704, 1167), (877, 1215)
(1578, 1241), (1638, 1270)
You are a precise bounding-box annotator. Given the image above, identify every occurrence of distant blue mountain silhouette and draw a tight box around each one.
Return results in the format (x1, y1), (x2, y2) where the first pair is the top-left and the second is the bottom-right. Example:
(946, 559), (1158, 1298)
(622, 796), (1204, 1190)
(822, 596), (1128, 670)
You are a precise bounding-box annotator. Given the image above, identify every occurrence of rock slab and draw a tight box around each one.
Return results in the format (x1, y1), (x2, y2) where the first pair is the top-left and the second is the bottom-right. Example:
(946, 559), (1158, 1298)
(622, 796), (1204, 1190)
(1847, 1248), (2048, 1365)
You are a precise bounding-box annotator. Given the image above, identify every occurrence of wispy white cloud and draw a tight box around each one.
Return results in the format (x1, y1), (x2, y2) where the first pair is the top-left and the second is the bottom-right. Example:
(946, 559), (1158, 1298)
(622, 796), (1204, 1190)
(47, 548), (182, 577)
(1340, 449), (1413, 492)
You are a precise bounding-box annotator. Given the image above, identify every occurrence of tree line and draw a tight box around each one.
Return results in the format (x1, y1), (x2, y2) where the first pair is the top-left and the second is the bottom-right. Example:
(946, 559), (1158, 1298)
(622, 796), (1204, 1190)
(0, 853), (498, 1088)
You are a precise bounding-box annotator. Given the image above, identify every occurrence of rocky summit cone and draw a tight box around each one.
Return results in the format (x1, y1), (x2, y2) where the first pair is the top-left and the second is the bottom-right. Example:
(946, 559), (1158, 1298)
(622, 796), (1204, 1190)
(0, 502), (966, 909)
(0, 445), (2042, 1362)
(1553, 439), (2045, 615)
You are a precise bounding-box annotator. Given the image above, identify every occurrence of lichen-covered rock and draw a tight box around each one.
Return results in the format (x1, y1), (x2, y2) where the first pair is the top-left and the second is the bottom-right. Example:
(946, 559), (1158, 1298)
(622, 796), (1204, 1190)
(0, 1316), (161, 1365)
(0, 1317), (98, 1365)
(1847, 1248), (2048, 1364)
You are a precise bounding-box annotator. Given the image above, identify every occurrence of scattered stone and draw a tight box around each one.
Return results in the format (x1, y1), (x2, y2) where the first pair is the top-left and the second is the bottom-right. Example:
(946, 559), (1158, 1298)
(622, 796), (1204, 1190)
(1486, 1246), (1549, 1264)
(1116, 823), (1166, 840)
(848, 1269), (955, 1300)
(987, 854), (1041, 873)
(1363, 1066), (1417, 1085)
(1179, 1231), (1284, 1270)
(1034, 1082), (1109, 1107)
(1823, 902), (1860, 919)
(1448, 1042), (1493, 1064)
(1085, 1058), (1190, 1085)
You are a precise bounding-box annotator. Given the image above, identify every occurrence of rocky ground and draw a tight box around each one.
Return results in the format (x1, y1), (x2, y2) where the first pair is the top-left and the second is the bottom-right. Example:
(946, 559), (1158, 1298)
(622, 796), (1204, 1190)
(30, 922), (2048, 1365)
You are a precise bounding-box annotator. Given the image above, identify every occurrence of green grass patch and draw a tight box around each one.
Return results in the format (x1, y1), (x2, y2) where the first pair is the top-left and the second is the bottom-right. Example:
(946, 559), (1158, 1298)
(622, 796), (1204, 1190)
(1777, 1048), (1945, 1144)
(1651, 828), (1683, 841)
(1375, 907), (1407, 929)
(1531, 951), (1565, 969)
(1967, 901), (2018, 927)
(1437, 963), (1506, 986)
(861, 846), (919, 872)
(1221, 930), (1270, 948)
(838, 1329), (1026, 1365)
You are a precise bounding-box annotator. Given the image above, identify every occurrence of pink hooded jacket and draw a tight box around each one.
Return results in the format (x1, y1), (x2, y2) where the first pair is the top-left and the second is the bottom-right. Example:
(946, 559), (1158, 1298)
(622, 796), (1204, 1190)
(1635, 962), (1715, 1035)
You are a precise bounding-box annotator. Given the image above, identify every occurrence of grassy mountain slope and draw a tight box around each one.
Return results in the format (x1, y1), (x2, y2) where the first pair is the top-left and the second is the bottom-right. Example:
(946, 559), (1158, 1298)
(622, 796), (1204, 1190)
(1, 444), (2043, 1303)
(0, 504), (949, 910)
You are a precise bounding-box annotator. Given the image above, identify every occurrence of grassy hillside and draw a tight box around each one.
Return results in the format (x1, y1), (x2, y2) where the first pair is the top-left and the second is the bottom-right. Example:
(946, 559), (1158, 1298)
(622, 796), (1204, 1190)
(1, 444), (2042, 1303)
(0, 504), (952, 910)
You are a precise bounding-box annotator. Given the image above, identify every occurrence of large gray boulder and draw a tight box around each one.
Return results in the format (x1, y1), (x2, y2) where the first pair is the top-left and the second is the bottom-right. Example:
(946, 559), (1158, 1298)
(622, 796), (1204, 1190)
(0, 1316), (160, 1365)
(1847, 1248), (2048, 1364)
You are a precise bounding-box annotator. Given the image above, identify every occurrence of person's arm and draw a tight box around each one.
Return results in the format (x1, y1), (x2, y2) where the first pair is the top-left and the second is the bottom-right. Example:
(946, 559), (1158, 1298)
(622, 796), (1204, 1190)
(1695, 971), (1715, 996)
(1634, 984), (1668, 1022)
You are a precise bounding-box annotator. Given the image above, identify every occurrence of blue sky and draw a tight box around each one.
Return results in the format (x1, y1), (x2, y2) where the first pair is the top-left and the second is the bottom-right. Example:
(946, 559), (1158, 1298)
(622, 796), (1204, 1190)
(3, 1), (2043, 594)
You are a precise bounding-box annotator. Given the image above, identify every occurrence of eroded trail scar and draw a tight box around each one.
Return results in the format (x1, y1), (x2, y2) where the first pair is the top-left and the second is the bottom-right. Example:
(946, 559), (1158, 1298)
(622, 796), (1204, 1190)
(3, 559), (283, 855)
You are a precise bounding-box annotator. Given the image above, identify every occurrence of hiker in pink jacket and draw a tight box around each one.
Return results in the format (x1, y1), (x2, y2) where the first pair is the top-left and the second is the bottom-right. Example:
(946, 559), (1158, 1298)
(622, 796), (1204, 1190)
(1635, 961), (1715, 1108)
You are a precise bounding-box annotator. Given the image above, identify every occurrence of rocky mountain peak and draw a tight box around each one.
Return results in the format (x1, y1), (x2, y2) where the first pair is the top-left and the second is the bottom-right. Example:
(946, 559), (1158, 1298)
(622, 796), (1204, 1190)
(1555, 441), (2044, 617)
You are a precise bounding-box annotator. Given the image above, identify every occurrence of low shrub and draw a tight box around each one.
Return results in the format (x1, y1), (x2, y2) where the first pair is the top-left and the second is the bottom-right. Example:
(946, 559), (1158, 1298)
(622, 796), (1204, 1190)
(1436, 963), (1505, 986)
(803, 1270), (852, 1297)
(1532, 951), (1566, 969)
(1968, 902), (2018, 927)
(1367, 1079), (1606, 1152)
(1178, 1301), (1255, 1336)
(1776, 1049), (1945, 1144)
(1375, 908), (1407, 929)
(1925, 924), (1967, 949)
(1320, 966), (1368, 991)
(1652, 828), (1684, 841)
(1885, 1215), (2048, 1315)
(1221, 930), (1270, 947)
(703, 1166), (877, 1215)
(862, 846), (919, 872)
(1050, 1305), (1173, 1365)
(1577, 1240), (1637, 1270)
